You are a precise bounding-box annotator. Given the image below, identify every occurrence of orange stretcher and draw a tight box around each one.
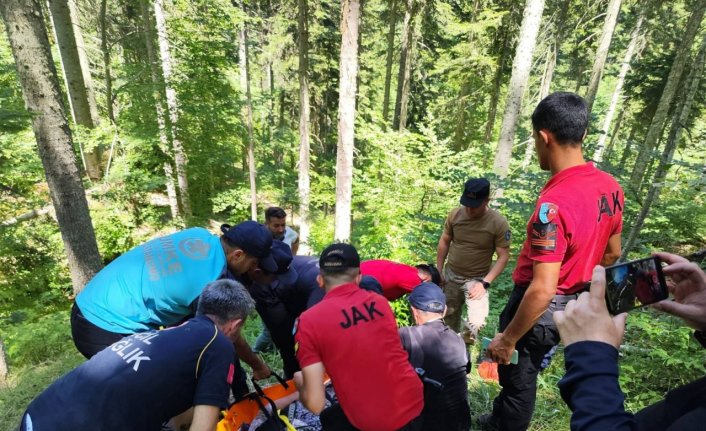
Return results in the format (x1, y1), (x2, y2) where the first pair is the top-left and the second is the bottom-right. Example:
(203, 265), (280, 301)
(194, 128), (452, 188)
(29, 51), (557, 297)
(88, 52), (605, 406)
(217, 375), (297, 431)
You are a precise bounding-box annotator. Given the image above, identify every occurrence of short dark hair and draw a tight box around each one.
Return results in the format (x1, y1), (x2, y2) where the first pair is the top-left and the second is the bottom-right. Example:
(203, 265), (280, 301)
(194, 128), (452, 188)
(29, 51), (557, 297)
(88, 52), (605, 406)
(415, 264), (441, 285)
(320, 267), (359, 286)
(265, 207), (287, 221)
(197, 279), (255, 325)
(531, 92), (588, 146)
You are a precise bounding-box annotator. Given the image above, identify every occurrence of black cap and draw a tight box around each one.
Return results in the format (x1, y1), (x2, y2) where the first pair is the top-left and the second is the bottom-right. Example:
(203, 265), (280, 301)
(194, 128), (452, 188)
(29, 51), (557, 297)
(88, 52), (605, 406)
(264, 240), (298, 284)
(460, 178), (490, 208)
(408, 282), (446, 313)
(319, 243), (360, 272)
(359, 275), (383, 295)
(220, 221), (277, 273)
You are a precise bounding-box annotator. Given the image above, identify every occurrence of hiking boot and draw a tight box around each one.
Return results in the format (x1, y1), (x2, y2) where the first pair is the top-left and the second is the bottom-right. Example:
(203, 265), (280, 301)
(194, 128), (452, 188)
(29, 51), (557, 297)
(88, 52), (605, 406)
(476, 413), (499, 431)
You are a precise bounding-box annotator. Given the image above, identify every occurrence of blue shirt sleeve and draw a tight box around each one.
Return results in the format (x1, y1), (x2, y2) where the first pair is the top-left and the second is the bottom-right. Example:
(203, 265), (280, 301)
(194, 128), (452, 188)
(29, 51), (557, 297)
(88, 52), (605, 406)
(559, 341), (636, 431)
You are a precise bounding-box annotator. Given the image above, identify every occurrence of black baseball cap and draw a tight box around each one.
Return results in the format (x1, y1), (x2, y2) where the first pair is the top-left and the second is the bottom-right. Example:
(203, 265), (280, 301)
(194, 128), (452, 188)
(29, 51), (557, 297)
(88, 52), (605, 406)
(319, 243), (360, 272)
(220, 221), (277, 273)
(460, 178), (490, 208)
(263, 240), (298, 284)
(408, 282), (446, 313)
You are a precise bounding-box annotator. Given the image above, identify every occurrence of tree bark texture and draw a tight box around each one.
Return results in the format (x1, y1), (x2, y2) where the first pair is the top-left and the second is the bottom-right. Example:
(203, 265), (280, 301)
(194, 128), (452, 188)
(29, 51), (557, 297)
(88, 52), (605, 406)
(298, 0), (311, 254)
(593, 13), (643, 162)
(629, 0), (706, 191)
(1, 0), (103, 293)
(393, 0), (419, 131)
(140, 0), (180, 220)
(622, 34), (706, 257)
(99, 0), (114, 123)
(47, 0), (102, 180)
(382, 0), (398, 122)
(334, 0), (361, 242)
(237, 0), (258, 222)
(584, 0), (622, 114)
(492, 0), (545, 178)
(154, 0), (191, 217)
(540, 0), (570, 100)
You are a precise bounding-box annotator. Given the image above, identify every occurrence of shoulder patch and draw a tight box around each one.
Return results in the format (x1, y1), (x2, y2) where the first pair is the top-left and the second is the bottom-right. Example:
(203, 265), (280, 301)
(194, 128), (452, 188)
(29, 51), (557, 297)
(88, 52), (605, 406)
(538, 202), (559, 224)
(505, 230), (511, 242)
(531, 223), (557, 251)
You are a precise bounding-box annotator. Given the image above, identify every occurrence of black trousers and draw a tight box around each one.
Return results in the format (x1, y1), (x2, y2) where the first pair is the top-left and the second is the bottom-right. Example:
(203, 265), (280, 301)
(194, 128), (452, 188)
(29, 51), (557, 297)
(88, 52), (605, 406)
(70, 303), (128, 359)
(491, 286), (569, 431)
(254, 297), (300, 378)
(635, 376), (706, 431)
(320, 403), (422, 431)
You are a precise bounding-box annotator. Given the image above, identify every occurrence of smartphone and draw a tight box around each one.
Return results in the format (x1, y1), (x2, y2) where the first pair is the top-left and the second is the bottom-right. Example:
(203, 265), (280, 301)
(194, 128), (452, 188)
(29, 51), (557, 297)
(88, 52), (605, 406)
(482, 337), (519, 365)
(604, 256), (669, 315)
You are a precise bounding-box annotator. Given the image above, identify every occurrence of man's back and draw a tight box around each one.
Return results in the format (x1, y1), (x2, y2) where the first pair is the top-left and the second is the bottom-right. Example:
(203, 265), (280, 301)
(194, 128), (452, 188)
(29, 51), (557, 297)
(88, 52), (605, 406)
(295, 283), (423, 431)
(399, 320), (470, 430)
(24, 315), (234, 430)
(76, 228), (226, 333)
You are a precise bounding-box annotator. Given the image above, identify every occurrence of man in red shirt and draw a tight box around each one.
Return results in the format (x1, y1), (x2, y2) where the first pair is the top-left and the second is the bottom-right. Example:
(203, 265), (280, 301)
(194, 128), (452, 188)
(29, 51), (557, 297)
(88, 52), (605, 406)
(293, 243), (424, 431)
(482, 92), (624, 431)
(361, 260), (441, 301)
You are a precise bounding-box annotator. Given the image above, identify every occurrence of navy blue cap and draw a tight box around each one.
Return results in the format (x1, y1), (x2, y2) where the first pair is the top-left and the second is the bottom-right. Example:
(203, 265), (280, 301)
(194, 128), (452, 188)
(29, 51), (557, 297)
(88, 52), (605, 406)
(460, 178), (490, 208)
(408, 282), (446, 313)
(319, 243), (360, 272)
(359, 275), (383, 295)
(221, 221), (277, 273)
(263, 240), (298, 285)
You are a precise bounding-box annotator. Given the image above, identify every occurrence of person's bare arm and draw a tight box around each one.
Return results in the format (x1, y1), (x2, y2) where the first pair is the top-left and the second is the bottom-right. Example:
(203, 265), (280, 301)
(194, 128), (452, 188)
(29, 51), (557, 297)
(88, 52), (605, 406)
(437, 231), (452, 285)
(188, 405), (219, 431)
(487, 261), (561, 364)
(234, 336), (271, 380)
(293, 362), (326, 414)
(600, 233), (622, 266)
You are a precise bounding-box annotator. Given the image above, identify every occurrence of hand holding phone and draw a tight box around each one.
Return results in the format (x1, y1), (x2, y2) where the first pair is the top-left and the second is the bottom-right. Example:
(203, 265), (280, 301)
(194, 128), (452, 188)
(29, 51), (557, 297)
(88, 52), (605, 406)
(604, 256), (669, 315)
(482, 337), (519, 365)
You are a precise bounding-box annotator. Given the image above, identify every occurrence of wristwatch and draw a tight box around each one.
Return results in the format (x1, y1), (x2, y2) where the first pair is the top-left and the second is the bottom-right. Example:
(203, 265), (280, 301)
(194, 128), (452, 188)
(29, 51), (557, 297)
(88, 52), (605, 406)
(695, 330), (706, 348)
(475, 278), (490, 289)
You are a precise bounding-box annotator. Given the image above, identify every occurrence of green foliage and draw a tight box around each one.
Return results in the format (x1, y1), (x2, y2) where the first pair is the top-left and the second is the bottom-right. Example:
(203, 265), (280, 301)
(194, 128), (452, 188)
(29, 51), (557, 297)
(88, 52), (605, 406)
(1, 308), (75, 368)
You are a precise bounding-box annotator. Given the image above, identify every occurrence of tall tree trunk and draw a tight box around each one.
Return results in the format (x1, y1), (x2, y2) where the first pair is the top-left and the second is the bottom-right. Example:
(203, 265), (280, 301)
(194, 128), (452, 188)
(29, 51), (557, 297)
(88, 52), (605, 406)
(1, 0), (103, 293)
(154, 0), (191, 218)
(47, 0), (103, 180)
(621, 34), (706, 257)
(484, 28), (509, 145)
(382, 0), (397, 122)
(603, 103), (626, 160)
(237, 0), (257, 221)
(584, 0), (622, 114)
(593, 13), (643, 162)
(452, 0), (481, 151)
(393, 0), (418, 131)
(541, 0), (570, 98)
(334, 0), (361, 242)
(629, 0), (706, 191)
(0, 338), (7, 383)
(492, 0), (545, 178)
(140, 0), (179, 220)
(99, 0), (114, 123)
(297, 0), (311, 254)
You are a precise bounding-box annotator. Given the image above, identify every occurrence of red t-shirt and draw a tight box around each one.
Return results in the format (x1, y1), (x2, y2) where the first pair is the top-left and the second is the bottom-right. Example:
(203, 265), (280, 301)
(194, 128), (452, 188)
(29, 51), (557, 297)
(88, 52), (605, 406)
(512, 162), (624, 294)
(360, 260), (422, 301)
(295, 283), (423, 431)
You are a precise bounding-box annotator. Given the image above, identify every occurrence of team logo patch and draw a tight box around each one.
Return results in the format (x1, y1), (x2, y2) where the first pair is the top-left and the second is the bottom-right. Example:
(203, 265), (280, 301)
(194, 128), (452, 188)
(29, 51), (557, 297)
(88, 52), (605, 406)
(505, 230), (511, 241)
(178, 238), (211, 260)
(538, 202), (558, 224)
(294, 341), (299, 354)
(531, 223), (557, 251)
